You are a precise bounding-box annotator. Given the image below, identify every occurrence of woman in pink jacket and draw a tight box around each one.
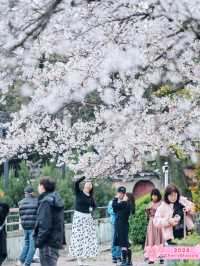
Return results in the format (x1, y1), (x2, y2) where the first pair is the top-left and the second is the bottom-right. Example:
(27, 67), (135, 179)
(154, 185), (195, 245)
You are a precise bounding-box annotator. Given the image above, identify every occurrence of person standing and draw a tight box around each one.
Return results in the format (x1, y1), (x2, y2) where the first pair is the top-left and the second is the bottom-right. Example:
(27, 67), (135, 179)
(144, 188), (164, 264)
(0, 198), (9, 266)
(154, 184), (195, 244)
(34, 177), (64, 266)
(16, 186), (38, 266)
(113, 190), (135, 266)
(69, 176), (98, 266)
(107, 198), (121, 264)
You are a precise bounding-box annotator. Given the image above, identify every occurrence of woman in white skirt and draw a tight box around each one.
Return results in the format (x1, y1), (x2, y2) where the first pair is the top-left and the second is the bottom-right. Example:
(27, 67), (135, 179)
(69, 176), (98, 266)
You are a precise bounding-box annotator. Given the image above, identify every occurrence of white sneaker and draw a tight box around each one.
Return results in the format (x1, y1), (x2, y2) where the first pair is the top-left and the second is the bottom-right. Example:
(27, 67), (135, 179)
(77, 258), (84, 266)
(83, 259), (90, 266)
(15, 261), (23, 266)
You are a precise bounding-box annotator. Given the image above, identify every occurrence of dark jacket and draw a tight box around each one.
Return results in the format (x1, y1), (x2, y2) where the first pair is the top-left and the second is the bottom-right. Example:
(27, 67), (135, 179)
(173, 201), (185, 239)
(34, 191), (64, 249)
(112, 197), (132, 248)
(18, 196), (38, 230)
(75, 177), (96, 213)
(0, 202), (9, 259)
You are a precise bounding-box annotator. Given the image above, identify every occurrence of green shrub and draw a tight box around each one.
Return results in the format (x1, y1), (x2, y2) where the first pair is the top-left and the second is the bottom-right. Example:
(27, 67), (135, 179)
(129, 194), (151, 245)
(0, 161), (116, 210)
(35, 163), (75, 209)
(93, 180), (115, 207)
(38, 164), (115, 209)
(174, 261), (200, 266)
(57, 174), (75, 210)
(174, 232), (200, 246)
(0, 162), (30, 207)
(92, 180), (115, 218)
(136, 193), (151, 206)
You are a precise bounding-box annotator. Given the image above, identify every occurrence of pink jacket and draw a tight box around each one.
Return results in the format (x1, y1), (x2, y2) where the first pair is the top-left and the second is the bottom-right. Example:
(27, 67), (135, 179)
(153, 196), (195, 241)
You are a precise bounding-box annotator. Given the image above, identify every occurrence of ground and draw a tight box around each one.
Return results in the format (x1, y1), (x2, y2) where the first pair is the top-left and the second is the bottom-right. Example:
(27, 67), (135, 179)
(5, 250), (150, 266)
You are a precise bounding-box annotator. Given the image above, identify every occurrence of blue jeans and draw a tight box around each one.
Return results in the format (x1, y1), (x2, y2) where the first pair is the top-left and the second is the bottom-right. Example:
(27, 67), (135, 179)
(19, 229), (36, 266)
(111, 223), (121, 259)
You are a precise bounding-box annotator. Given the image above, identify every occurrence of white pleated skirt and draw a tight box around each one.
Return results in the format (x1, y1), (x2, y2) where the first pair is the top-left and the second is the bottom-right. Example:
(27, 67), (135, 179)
(69, 211), (98, 259)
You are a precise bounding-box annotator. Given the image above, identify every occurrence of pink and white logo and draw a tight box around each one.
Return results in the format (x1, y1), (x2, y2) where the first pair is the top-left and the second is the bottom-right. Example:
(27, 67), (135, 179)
(144, 245), (200, 261)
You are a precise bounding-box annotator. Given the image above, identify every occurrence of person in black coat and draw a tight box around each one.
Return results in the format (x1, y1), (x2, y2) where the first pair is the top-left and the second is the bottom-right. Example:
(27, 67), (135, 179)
(113, 189), (135, 266)
(0, 201), (9, 265)
(34, 177), (64, 266)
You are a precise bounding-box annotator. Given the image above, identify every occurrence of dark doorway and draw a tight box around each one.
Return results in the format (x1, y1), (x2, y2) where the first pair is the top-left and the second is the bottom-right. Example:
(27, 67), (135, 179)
(133, 180), (155, 199)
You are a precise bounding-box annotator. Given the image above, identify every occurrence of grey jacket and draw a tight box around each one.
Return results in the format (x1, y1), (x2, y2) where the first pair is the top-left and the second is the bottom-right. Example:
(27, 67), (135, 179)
(18, 196), (38, 230)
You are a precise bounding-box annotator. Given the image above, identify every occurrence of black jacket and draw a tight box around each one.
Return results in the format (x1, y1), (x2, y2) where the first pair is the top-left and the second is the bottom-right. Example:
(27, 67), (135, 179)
(112, 197), (132, 248)
(34, 192), (64, 249)
(173, 201), (185, 239)
(0, 202), (9, 258)
(18, 196), (38, 230)
(75, 177), (96, 213)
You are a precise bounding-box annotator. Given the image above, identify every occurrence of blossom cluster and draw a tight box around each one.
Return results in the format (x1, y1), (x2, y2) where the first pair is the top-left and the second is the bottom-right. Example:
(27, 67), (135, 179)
(0, 0), (200, 177)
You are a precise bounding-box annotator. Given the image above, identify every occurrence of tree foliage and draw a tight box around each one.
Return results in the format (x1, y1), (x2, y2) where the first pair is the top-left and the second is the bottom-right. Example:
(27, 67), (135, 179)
(0, 161), (115, 208)
(190, 164), (200, 212)
(0, 0), (200, 178)
(0, 162), (30, 207)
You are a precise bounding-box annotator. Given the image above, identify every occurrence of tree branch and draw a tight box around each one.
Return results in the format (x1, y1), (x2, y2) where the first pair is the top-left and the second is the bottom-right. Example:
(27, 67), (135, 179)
(5, 0), (63, 52)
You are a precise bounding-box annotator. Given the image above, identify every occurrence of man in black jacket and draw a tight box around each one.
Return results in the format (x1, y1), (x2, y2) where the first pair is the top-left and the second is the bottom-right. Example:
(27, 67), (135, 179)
(17, 186), (38, 266)
(34, 177), (64, 266)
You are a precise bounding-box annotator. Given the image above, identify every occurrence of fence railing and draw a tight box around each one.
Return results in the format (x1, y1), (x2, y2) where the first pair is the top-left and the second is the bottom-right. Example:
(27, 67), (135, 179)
(194, 212), (200, 234)
(6, 206), (109, 233)
(7, 207), (200, 234)
(6, 208), (21, 233)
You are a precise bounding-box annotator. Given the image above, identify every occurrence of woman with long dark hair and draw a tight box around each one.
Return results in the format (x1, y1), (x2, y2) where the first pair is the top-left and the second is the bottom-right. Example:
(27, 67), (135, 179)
(144, 188), (164, 264)
(112, 191), (135, 266)
(0, 199), (9, 266)
(154, 184), (195, 244)
(69, 177), (98, 266)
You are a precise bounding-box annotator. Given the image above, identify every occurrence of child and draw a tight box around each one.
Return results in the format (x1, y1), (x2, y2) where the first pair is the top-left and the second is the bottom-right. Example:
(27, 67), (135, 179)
(144, 188), (164, 264)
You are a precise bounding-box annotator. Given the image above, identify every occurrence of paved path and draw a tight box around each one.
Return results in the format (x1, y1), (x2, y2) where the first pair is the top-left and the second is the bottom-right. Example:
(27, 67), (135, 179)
(5, 250), (150, 266)
(61, 251), (148, 266)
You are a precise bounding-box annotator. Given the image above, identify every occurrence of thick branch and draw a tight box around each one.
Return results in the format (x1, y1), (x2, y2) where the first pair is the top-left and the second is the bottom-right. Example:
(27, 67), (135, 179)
(5, 0), (63, 52)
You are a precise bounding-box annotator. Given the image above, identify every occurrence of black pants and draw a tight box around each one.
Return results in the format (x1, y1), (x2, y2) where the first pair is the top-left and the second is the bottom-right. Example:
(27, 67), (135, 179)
(39, 246), (59, 266)
(0, 255), (6, 266)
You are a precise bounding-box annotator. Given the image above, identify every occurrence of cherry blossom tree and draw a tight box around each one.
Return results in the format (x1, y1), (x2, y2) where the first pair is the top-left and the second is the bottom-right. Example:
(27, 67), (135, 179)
(0, 0), (200, 178)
